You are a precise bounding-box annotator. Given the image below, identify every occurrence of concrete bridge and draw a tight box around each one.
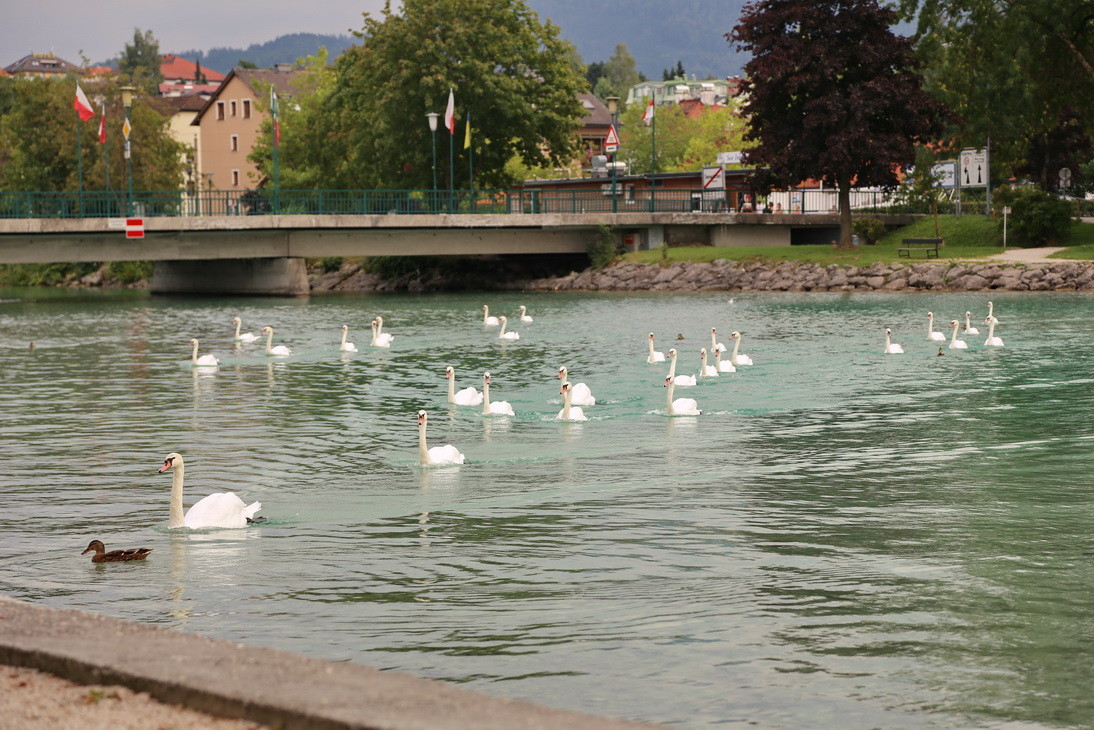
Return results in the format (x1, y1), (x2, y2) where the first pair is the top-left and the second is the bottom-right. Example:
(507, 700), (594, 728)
(0, 211), (914, 295)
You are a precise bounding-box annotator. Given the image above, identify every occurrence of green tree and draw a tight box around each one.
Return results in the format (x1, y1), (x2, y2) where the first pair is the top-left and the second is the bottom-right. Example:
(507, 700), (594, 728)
(898, 0), (1094, 177)
(604, 43), (644, 101)
(118, 28), (162, 93)
(728, 0), (948, 247)
(617, 101), (751, 175)
(318, 0), (586, 190)
(249, 50), (338, 190)
(0, 76), (185, 194)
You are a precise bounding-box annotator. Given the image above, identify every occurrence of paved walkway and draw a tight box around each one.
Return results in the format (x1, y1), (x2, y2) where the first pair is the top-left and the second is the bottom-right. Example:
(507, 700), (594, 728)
(979, 246), (1068, 264)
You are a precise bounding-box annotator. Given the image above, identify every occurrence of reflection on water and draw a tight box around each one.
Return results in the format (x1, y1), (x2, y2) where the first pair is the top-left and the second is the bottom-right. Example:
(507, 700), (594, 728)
(1, 289), (1092, 729)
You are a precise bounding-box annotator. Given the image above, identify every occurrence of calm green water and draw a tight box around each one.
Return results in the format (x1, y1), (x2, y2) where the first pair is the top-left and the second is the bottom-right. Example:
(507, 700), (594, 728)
(1, 288), (1091, 729)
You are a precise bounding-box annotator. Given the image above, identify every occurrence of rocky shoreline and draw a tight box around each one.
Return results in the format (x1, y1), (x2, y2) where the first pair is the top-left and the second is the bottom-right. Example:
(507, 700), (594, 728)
(313, 258), (1094, 293)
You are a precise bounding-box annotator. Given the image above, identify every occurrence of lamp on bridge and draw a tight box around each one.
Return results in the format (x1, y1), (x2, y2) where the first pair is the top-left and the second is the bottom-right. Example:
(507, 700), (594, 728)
(425, 112), (440, 212)
(605, 96), (620, 214)
(120, 86), (135, 216)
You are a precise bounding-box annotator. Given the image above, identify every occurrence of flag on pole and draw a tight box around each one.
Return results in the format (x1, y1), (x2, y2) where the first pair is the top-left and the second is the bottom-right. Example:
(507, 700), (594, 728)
(270, 87), (280, 147)
(74, 82), (95, 121)
(464, 116), (471, 149)
(642, 98), (655, 126)
(98, 106), (107, 143)
(444, 89), (455, 135)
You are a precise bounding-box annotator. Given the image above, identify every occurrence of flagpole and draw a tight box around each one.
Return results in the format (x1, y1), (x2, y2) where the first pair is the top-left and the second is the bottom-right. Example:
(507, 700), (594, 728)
(467, 111), (473, 194)
(77, 113), (84, 216)
(650, 111), (656, 213)
(103, 108), (111, 194)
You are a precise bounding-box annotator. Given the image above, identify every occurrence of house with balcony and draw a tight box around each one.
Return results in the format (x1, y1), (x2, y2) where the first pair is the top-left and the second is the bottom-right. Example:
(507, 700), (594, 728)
(190, 64), (301, 191)
(160, 54), (225, 97)
(3, 52), (83, 77)
(626, 76), (743, 109)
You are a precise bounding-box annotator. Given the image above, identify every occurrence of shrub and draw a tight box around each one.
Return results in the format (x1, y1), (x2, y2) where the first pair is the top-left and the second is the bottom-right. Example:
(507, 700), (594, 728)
(851, 217), (886, 245)
(106, 261), (152, 284)
(587, 224), (619, 269)
(998, 187), (1074, 247)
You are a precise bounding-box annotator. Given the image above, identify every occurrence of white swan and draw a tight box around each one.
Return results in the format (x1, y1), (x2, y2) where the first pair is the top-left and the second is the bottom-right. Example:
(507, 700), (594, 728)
(557, 381), (588, 421)
(987, 301), (1000, 324)
(231, 317), (259, 343)
(159, 453), (262, 529)
(260, 326), (292, 357)
(188, 339), (219, 367)
(948, 320), (968, 349)
(884, 328), (904, 354)
(497, 316), (520, 340)
(556, 366), (595, 405)
(482, 304), (500, 326)
(417, 410), (464, 466)
(370, 317), (395, 347)
(664, 375), (701, 416)
(647, 332), (666, 363)
(713, 343), (737, 372)
(963, 311), (980, 335)
(339, 324), (358, 352)
(444, 365), (483, 405)
(927, 312), (947, 342)
(728, 331), (753, 366)
(481, 372), (515, 416)
(984, 315), (1004, 347)
(699, 347), (719, 377)
(518, 305), (533, 323)
(666, 349), (696, 386)
(710, 327), (725, 355)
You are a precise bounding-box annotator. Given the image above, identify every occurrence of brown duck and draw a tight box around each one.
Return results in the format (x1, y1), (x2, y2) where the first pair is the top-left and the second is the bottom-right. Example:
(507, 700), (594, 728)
(82, 540), (153, 563)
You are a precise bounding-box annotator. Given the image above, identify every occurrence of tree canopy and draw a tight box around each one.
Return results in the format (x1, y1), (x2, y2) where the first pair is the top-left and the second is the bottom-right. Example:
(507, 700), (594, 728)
(118, 28), (163, 93)
(728, 0), (947, 245)
(300, 0), (587, 190)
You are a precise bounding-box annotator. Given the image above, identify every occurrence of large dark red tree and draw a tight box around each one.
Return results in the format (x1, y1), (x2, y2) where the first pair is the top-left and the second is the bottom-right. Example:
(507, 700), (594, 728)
(728, 0), (947, 245)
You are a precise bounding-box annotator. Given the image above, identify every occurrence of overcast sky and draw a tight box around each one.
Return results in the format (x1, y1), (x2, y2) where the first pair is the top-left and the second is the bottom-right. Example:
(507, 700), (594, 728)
(3, 0), (393, 66)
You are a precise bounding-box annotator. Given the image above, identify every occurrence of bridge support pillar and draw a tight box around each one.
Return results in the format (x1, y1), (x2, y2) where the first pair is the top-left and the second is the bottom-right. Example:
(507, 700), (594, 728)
(151, 257), (309, 296)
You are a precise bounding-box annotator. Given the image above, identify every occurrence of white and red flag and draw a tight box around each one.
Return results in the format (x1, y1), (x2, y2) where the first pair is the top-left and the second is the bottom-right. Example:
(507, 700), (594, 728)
(98, 106), (107, 143)
(74, 82), (95, 121)
(642, 98), (655, 126)
(444, 89), (455, 134)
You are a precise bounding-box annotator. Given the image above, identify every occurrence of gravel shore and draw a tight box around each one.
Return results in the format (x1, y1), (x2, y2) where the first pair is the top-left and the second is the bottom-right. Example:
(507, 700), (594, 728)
(0, 665), (264, 730)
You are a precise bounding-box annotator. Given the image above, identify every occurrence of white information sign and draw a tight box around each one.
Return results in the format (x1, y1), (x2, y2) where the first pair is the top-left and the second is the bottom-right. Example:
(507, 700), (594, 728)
(701, 165), (725, 190)
(717, 151), (743, 165)
(959, 148), (987, 188)
(931, 161), (956, 189)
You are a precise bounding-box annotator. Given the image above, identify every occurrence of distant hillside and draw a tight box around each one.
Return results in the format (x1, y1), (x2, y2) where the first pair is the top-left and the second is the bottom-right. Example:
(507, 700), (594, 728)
(528, 0), (750, 78)
(172, 33), (357, 74)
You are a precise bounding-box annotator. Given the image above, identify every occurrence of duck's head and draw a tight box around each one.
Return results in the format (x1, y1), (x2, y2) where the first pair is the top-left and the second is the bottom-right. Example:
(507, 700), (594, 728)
(82, 539), (106, 555)
(159, 452), (183, 473)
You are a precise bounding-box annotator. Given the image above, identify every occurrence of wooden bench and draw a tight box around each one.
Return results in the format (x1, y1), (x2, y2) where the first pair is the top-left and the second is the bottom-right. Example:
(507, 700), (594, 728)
(898, 238), (943, 258)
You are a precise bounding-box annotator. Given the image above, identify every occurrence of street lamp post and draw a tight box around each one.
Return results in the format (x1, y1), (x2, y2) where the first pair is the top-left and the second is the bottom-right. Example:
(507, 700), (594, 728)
(120, 86), (135, 216)
(426, 112), (439, 213)
(606, 96), (620, 214)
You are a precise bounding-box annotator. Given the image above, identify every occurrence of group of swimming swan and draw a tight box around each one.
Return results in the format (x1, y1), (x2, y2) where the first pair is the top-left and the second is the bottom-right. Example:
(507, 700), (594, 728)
(652, 327), (754, 416)
(483, 305), (532, 340)
(192, 316), (401, 366)
(886, 302), (1005, 353)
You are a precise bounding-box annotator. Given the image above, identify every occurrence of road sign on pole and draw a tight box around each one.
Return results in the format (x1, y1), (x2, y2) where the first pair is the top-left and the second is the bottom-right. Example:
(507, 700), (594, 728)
(125, 218), (144, 239)
(959, 148), (987, 187)
(604, 125), (619, 153)
(930, 161), (956, 188)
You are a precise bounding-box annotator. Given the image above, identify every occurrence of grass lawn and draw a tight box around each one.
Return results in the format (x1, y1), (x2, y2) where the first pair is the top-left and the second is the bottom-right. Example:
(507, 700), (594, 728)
(622, 216), (1094, 267)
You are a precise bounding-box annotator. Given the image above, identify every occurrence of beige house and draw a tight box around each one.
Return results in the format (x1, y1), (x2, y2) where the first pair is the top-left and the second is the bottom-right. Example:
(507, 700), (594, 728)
(191, 65), (301, 190)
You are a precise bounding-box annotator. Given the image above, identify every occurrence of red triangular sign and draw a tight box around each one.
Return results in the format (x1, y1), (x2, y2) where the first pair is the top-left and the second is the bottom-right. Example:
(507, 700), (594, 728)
(605, 124), (619, 151)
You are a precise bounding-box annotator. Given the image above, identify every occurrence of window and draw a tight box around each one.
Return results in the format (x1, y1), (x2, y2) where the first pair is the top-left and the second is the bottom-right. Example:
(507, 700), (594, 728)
(230, 100), (237, 117)
(230, 134), (239, 152)
(242, 99), (251, 119)
(216, 101), (225, 121)
(231, 169), (240, 187)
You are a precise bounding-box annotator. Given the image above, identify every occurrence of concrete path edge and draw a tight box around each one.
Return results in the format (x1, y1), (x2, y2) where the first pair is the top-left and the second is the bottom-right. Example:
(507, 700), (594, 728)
(0, 596), (662, 730)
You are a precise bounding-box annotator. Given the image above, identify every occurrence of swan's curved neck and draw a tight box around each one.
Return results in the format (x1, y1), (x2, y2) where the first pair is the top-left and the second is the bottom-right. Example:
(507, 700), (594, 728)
(191, 341), (200, 363)
(666, 381), (676, 415)
(950, 325), (959, 345)
(648, 337), (655, 357)
(418, 422), (431, 464)
(482, 380), (491, 414)
(341, 328), (349, 347)
(928, 315), (934, 335)
(264, 329), (274, 352)
(169, 463), (185, 528)
(711, 331), (717, 351)
(732, 336), (741, 358)
(965, 313), (972, 328)
(447, 372), (456, 402)
(988, 318), (996, 338)
(667, 354), (677, 379)
(561, 387), (572, 419)
(885, 331), (892, 349)
(375, 319), (384, 336)
(483, 307), (489, 323)
(498, 320), (507, 337)
(234, 320), (242, 338)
